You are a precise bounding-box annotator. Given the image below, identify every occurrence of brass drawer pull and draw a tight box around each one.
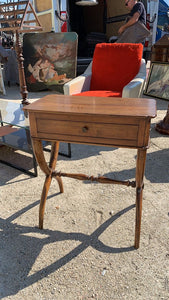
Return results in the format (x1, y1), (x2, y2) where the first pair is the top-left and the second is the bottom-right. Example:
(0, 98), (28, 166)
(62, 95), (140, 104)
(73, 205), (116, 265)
(82, 126), (88, 133)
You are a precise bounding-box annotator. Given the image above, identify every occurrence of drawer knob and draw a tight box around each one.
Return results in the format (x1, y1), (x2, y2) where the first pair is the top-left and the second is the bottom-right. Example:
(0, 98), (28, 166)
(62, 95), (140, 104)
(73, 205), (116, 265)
(82, 126), (88, 133)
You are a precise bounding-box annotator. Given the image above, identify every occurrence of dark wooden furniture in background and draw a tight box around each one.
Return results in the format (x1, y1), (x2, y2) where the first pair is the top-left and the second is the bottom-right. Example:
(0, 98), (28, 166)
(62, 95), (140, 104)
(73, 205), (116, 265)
(151, 34), (169, 135)
(155, 104), (169, 135)
(151, 34), (169, 63)
(24, 95), (156, 249)
(0, 0), (42, 104)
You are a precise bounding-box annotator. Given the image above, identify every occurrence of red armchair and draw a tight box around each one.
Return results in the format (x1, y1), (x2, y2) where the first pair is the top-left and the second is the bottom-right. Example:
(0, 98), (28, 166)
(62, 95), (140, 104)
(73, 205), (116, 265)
(64, 43), (146, 98)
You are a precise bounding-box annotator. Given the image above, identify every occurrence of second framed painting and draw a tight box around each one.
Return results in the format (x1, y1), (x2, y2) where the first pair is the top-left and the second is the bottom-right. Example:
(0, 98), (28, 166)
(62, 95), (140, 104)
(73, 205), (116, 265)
(144, 62), (169, 101)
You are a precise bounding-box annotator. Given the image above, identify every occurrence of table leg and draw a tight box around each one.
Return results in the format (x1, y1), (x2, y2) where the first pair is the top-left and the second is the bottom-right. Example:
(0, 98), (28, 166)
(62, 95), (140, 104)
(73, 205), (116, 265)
(32, 139), (63, 229)
(135, 148), (147, 249)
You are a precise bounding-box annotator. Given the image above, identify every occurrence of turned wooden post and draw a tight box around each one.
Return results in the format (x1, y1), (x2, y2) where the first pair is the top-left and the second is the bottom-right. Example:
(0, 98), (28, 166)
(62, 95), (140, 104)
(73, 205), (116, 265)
(0, 1), (42, 104)
(15, 30), (29, 105)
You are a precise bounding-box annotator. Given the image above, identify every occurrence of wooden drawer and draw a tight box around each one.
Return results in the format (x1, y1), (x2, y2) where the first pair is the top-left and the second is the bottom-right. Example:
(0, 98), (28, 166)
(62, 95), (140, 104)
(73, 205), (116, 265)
(30, 113), (149, 148)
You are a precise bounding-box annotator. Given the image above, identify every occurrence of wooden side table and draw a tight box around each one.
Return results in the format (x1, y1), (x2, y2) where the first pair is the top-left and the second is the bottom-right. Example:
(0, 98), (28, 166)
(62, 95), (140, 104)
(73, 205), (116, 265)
(24, 95), (156, 249)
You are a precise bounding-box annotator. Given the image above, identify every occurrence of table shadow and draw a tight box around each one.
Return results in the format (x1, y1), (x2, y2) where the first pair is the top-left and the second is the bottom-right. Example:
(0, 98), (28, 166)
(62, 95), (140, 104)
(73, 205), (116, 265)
(0, 198), (135, 298)
(104, 148), (169, 184)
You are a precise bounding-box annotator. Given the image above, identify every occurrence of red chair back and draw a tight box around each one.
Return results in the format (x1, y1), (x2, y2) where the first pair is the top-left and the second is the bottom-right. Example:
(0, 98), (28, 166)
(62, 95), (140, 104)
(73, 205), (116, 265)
(90, 43), (143, 93)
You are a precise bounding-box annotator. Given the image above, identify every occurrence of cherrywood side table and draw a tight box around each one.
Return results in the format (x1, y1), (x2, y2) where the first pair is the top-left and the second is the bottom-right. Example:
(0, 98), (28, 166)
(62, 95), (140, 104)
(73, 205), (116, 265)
(24, 95), (156, 249)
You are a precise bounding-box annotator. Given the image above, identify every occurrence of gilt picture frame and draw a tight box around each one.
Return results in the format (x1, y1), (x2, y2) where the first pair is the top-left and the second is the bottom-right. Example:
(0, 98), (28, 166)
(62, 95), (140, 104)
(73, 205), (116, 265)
(144, 62), (169, 101)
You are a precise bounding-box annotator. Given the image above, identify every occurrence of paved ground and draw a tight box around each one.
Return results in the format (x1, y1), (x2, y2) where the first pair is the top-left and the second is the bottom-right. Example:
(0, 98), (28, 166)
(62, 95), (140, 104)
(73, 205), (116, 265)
(0, 86), (169, 300)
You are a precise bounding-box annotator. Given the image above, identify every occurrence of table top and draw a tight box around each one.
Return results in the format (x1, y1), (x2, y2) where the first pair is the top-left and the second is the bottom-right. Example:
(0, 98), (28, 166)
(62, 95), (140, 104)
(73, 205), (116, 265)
(24, 95), (157, 118)
(0, 100), (29, 128)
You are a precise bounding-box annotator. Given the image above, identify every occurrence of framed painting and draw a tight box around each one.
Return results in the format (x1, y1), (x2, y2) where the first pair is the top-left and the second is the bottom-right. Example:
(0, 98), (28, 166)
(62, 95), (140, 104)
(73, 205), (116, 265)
(23, 32), (78, 93)
(144, 62), (169, 101)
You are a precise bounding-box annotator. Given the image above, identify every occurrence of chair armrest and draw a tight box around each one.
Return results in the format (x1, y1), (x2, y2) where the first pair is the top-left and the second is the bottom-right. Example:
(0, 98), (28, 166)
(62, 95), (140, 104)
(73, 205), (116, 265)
(122, 59), (146, 98)
(64, 62), (92, 95)
(64, 73), (92, 95)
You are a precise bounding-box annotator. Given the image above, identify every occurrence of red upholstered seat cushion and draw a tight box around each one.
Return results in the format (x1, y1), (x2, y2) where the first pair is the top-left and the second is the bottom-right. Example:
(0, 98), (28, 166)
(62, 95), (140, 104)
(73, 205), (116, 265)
(90, 43), (143, 93)
(74, 90), (122, 97)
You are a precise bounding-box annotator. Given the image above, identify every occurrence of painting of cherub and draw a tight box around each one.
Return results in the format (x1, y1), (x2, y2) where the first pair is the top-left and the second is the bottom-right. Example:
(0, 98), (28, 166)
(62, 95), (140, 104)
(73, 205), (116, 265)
(23, 32), (78, 92)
